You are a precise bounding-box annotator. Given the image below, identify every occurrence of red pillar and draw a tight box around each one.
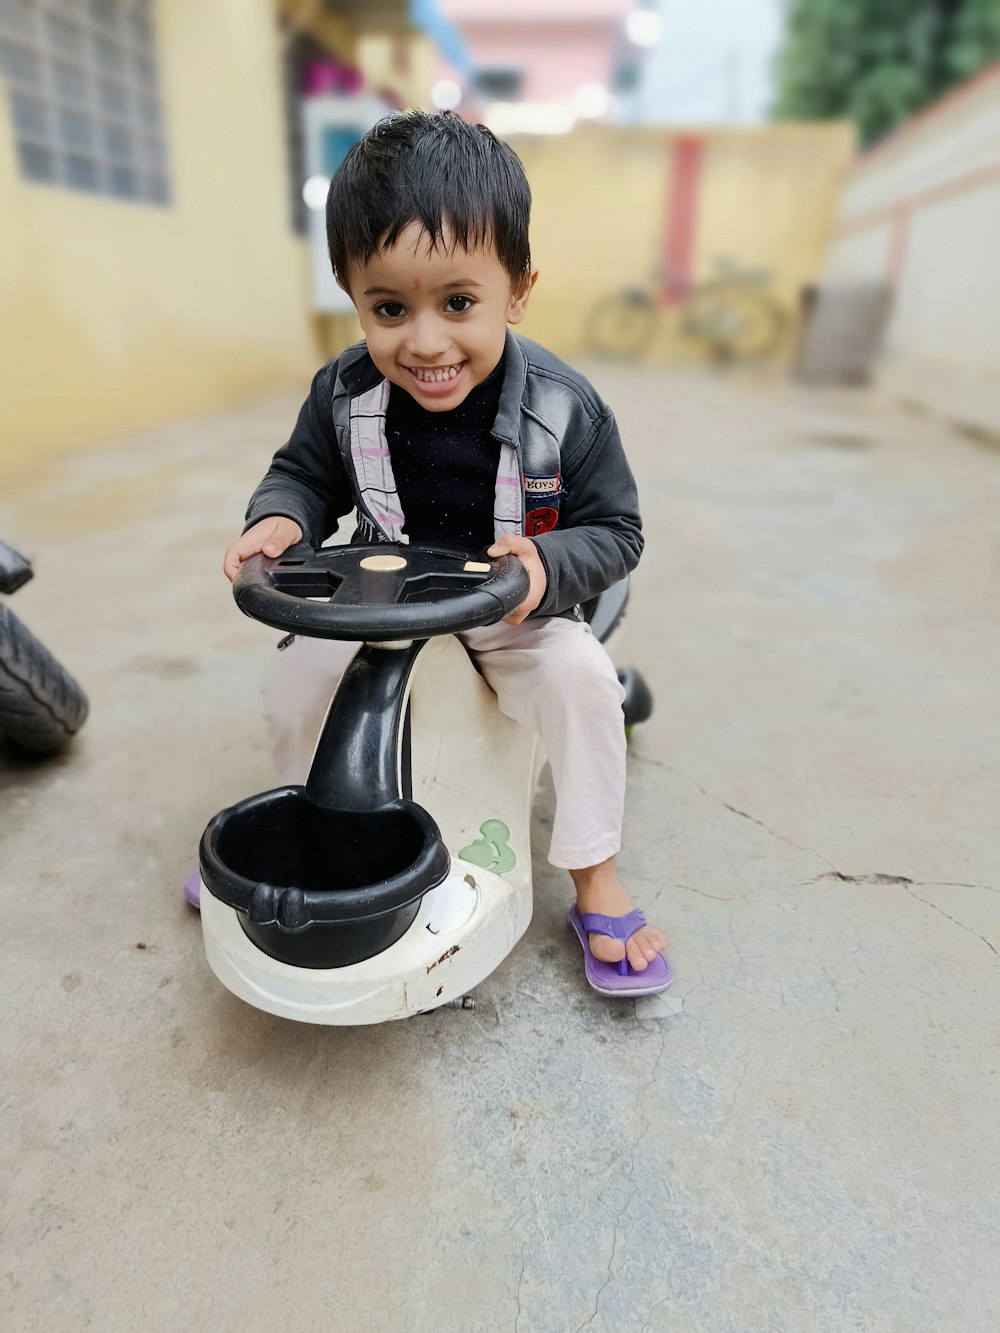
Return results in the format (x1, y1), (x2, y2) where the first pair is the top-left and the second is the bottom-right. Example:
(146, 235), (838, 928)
(663, 135), (705, 304)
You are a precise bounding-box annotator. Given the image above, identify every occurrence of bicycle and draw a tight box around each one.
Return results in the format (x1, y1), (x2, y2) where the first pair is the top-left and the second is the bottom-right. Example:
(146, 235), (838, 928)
(587, 258), (786, 364)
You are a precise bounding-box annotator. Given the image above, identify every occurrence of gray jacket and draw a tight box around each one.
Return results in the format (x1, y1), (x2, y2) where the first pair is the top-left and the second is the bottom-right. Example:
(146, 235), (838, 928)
(244, 330), (643, 619)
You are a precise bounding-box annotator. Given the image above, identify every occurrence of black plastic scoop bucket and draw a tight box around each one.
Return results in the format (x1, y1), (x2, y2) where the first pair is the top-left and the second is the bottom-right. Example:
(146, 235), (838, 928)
(200, 788), (448, 968)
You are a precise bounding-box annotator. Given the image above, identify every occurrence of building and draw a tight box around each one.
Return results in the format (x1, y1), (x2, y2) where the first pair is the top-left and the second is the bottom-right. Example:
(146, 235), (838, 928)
(820, 64), (1000, 437)
(434, 0), (645, 132)
(0, 0), (463, 467)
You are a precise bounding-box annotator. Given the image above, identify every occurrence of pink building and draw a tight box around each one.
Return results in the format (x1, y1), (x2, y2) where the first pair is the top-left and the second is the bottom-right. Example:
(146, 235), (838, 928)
(436, 0), (639, 108)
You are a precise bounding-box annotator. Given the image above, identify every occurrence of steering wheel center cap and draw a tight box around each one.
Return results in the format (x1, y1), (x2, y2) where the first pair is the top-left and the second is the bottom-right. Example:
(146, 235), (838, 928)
(360, 554), (408, 572)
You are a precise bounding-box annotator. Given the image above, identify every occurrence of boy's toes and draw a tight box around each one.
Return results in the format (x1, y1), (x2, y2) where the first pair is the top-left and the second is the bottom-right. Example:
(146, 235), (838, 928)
(588, 933), (626, 965)
(627, 927), (667, 971)
(625, 936), (651, 971)
(585, 923), (667, 972)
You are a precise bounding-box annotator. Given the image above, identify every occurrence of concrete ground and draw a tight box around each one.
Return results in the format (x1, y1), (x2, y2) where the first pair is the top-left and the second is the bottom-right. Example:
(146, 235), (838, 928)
(2, 366), (998, 1332)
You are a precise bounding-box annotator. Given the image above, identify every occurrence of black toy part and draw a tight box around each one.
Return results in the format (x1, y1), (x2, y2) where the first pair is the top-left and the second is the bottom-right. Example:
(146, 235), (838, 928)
(619, 666), (653, 727)
(306, 641), (421, 810)
(582, 577), (629, 643)
(200, 638), (450, 968)
(0, 542), (33, 595)
(233, 541), (529, 642)
(199, 791), (448, 968)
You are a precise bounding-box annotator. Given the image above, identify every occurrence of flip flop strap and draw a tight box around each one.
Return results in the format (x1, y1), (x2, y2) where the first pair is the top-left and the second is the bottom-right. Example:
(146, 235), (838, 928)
(579, 908), (647, 942)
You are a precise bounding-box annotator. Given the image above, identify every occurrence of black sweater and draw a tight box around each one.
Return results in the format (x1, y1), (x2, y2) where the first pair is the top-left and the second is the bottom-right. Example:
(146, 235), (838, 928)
(386, 359), (503, 553)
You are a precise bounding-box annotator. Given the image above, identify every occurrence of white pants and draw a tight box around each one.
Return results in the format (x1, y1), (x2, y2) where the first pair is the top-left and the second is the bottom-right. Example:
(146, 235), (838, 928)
(263, 617), (627, 869)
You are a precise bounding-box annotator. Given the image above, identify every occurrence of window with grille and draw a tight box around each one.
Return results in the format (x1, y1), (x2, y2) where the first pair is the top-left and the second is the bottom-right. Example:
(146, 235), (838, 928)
(0, 0), (170, 204)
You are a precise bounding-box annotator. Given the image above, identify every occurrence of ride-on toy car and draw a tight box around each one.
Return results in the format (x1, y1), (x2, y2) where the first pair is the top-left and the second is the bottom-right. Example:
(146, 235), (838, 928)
(194, 542), (652, 1025)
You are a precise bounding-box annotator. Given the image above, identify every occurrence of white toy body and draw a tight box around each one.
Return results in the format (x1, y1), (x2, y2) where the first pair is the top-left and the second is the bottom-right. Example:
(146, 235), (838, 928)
(200, 635), (541, 1023)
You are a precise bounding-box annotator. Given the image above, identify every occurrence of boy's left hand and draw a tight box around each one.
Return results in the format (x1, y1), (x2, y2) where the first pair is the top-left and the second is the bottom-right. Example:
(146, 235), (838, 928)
(487, 536), (547, 625)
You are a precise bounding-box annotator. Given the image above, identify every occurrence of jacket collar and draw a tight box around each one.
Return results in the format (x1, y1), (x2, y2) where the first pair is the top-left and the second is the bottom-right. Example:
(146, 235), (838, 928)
(335, 330), (526, 448)
(491, 330), (526, 448)
(334, 343), (385, 400)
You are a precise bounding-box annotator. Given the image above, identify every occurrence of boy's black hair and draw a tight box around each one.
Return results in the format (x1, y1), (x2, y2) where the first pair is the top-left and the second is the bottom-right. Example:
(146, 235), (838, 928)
(326, 110), (531, 290)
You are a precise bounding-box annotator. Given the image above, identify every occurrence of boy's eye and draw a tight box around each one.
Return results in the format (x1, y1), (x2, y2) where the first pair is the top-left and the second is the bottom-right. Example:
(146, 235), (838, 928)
(445, 295), (474, 313)
(374, 302), (404, 319)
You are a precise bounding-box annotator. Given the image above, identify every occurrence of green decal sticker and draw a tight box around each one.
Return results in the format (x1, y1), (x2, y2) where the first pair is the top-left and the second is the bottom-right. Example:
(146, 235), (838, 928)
(458, 819), (517, 874)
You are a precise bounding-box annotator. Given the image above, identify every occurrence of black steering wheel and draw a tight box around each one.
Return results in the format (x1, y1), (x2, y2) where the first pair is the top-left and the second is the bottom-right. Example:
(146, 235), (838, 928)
(232, 541), (530, 642)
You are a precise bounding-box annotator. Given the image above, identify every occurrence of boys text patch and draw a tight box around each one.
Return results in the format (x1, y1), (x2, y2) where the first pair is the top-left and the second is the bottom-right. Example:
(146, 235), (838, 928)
(524, 473), (562, 536)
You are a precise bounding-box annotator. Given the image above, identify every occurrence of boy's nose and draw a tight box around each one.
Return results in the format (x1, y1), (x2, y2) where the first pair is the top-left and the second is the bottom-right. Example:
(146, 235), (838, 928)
(403, 314), (450, 360)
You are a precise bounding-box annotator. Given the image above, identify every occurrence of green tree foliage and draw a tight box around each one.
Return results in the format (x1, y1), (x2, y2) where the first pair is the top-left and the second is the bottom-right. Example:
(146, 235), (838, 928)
(774, 0), (1000, 142)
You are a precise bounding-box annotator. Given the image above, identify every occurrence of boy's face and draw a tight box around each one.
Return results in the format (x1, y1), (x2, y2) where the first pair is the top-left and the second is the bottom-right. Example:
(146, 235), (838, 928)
(343, 222), (537, 412)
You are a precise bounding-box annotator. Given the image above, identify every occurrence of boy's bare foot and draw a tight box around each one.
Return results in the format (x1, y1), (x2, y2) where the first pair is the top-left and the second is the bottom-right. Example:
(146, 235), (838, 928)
(569, 856), (667, 973)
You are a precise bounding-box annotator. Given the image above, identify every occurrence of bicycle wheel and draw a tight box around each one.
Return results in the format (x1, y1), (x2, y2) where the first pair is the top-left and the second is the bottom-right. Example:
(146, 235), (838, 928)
(586, 291), (657, 359)
(685, 286), (785, 363)
(0, 604), (89, 752)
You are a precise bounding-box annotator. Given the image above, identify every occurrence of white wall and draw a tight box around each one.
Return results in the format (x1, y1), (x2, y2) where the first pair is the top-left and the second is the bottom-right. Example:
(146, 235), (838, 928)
(824, 65), (1000, 435)
(823, 225), (893, 286)
(892, 182), (1000, 374)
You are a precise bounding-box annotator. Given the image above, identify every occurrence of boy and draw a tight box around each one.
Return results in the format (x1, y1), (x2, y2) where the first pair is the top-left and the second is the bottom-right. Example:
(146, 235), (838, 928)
(221, 111), (669, 995)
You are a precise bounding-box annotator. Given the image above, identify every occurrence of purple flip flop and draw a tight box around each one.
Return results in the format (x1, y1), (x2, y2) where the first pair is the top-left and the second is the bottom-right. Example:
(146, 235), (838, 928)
(184, 871), (201, 910)
(569, 905), (673, 997)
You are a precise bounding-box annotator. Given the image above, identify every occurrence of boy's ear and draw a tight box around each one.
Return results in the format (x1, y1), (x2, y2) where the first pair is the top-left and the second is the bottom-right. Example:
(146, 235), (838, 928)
(507, 268), (539, 325)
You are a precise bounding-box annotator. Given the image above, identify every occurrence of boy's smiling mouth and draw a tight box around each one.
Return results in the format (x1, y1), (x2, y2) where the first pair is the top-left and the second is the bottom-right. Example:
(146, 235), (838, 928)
(406, 361), (466, 386)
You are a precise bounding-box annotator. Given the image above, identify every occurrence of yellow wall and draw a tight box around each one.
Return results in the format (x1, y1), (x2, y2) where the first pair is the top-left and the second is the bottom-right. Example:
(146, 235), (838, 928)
(356, 32), (435, 111)
(512, 122), (856, 361)
(0, 0), (327, 470)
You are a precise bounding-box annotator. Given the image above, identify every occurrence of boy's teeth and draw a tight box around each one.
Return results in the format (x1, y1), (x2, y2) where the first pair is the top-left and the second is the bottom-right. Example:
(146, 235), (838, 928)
(412, 364), (460, 383)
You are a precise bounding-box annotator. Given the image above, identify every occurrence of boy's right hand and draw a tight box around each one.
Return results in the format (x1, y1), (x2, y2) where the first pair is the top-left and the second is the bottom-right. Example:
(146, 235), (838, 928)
(223, 516), (304, 583)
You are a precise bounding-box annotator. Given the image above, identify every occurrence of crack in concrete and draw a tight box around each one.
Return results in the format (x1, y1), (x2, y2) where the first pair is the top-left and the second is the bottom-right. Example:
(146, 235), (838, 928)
(726, 900), (752, 976)
(635, 755), (839, 870)
(811, 870), (996, 894)
(674, 882), (746, 903)
(638, 761), (997, 923)
(640, 1294), (671, 1333)
(809, 871), (913, 886)
(473, 1008), (555, 1265)
(631, 1024), (668, 1157)
(571, 1018), (669, 1333)
(513, 1244), (527, 1333)
(726, 1058), (750, 1115)
(902, 884), (998, 957)
(676, 961), (706, 1003)
(573, 1190), (635, 1333)
(807, 872), (998, 957)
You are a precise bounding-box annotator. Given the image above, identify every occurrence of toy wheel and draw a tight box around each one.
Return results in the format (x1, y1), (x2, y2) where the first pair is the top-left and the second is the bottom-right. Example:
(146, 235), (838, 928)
(0, 604), (88, 752)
